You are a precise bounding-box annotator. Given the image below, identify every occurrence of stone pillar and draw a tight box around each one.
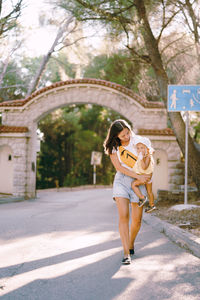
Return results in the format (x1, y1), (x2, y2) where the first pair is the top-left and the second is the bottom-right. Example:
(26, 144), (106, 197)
(25, 123), (37, 199)
(0, 133), (30, 198)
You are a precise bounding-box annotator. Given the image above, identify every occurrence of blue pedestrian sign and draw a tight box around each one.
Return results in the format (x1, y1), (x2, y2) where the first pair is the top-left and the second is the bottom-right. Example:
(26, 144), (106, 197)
(168, 85), (200, 111)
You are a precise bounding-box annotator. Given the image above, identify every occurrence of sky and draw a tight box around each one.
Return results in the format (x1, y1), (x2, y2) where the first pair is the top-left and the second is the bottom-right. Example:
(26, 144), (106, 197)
(18, 0), (105, 58)
(20, 0), (59, 56)
(2, 0), (121, 64)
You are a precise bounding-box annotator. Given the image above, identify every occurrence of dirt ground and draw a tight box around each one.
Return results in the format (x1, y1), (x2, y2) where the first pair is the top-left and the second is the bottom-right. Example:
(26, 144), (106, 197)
(151, 197), (200, 238)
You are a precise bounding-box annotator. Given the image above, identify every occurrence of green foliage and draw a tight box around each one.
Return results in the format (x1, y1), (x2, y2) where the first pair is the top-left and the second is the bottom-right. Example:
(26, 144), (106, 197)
(36, 104), (128, 189)
(59, 0), (135, 25)
(83, 52), (141, 91)
(0, 61), (26, 101)
(53, 52), (76, 79)
(0, 52), (76, 101)
(22, 53), (76, 89)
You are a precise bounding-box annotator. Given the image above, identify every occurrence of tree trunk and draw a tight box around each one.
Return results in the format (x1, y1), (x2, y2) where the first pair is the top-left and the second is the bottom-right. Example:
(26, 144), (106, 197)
(135, 0), (200, 191)
(27, 16), (74, 96)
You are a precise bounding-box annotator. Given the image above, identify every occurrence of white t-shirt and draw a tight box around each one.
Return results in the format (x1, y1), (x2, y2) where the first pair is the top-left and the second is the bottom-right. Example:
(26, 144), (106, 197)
(113, 135), (138, 171)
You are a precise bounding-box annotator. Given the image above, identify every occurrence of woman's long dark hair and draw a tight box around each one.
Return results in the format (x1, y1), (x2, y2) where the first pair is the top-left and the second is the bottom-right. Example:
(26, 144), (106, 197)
(103, 119), (131, 155)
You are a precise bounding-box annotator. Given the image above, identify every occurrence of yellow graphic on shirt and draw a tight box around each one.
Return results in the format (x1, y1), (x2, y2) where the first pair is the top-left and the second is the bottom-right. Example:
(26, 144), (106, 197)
(119, 146), (138, 168)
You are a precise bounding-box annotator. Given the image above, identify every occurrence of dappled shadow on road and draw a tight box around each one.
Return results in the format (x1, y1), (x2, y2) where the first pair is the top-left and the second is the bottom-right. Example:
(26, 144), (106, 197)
(129, 225), (200, 299)
(2, 255), (131, 300)
(126, 265), (200, 300)
(1, 238), (200, 300)
(1, 225), (200, 300)
(1, 190), (200, 299)
(0, 238), (121, 279)
(1, 243), (133, 300)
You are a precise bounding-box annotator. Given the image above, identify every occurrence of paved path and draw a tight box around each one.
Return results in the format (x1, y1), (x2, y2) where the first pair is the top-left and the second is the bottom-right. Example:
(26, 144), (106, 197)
(0, 189), (200, 300)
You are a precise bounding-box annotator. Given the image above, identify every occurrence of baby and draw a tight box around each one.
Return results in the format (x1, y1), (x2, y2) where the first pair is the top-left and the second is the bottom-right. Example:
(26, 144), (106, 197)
(131, 136), (156, 213)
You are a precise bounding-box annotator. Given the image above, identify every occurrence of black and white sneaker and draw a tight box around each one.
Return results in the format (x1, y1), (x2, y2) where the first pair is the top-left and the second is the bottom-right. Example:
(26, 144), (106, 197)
(138, 196), (148, 207)
(122, 255), (131, 265)
(145, 205), (157, 213)
(129, 248), (135, 255)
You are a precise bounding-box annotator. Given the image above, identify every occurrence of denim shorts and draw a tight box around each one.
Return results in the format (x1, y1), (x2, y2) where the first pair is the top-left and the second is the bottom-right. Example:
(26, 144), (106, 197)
(113, 172), (147, 203)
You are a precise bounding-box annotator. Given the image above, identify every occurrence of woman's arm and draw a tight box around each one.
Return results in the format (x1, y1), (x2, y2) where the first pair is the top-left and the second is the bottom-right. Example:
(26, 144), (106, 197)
(110, 153), (150, 183)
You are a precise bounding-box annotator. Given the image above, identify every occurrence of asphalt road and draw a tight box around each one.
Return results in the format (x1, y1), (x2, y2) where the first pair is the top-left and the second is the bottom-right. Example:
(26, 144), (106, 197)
(0, 188), (200, 300)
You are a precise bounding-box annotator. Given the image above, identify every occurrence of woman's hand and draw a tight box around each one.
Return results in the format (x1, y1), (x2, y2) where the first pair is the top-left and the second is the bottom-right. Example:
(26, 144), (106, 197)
(137, 174), (151, 184)
(110, 153), (152, 182)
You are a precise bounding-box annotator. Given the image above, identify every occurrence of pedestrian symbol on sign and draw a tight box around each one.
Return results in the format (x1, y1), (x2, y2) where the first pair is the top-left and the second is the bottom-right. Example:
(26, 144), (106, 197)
(170, 89), (178, 109)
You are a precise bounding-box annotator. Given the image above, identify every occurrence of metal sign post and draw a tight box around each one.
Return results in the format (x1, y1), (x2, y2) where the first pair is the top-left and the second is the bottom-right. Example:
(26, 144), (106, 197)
(93, 164), (96, 185)
(91, 151), (102, 185)
(184, 111), (189, 205)
(168, 85), (200, 206)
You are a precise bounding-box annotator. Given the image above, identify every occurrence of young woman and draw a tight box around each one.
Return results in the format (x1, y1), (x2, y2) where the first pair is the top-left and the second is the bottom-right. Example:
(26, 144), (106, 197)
(104, 119), (150, 265)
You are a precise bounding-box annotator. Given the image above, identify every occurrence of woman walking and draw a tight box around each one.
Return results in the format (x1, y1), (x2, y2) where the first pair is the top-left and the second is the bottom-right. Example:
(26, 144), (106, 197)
(104, 119), (150, 265)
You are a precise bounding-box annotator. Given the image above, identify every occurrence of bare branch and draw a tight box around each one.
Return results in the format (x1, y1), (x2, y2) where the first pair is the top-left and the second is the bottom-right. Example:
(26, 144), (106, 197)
(0, 84), (25, 89)
(0, 0), (23, 37)
(165, 44), (194, 65)
(185, 0), (199, 43)
(26, 15), (89, 95)
(74, 0), (133, 23)
(0, 0), (2, 15)
(0, 40), (23, 86)
(160, 33), (188, 55)
(126, 45), (151, 64)
(56, 35), (88, 51)
(175, 0), (200, 64)
(157, 5), (181, 42)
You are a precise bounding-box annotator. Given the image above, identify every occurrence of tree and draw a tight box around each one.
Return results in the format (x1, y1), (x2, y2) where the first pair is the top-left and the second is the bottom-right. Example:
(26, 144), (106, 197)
(37, 104), (126, 188)
(0, 60), (26, 101)
(83, 51), (141, 91)
(26, 15), (78, 95)
(176, 0), (200, 66)
(0, 0), (23, 37)
(58, 0), (200, 190)
(0, 3), (86, 98)
(0, 0), (24, 100)
(0, 51), (76, 101)
(0, 39), (22, 87)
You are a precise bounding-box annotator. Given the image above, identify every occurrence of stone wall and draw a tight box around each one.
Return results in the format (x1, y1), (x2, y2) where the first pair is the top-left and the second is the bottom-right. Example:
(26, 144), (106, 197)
(157, 188), (199, 202)
(0, 133), (30, 197)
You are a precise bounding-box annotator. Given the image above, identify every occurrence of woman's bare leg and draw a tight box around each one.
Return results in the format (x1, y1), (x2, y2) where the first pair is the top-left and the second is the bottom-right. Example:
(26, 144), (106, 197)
(115, 197), (130, 256)
(129, 203), (143, 249)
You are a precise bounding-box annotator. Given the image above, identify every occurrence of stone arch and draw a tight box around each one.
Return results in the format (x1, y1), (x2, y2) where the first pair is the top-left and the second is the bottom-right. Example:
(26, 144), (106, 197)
(0, 79), (179, 199)
(0, 79), (166, 128)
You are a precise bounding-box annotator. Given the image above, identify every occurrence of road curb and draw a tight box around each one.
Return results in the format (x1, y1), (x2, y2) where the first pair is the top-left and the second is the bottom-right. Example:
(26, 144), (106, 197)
(37, 185), (112, 193)
(143, 213), (200, 259)
(0, 197), (25, 204)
